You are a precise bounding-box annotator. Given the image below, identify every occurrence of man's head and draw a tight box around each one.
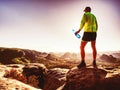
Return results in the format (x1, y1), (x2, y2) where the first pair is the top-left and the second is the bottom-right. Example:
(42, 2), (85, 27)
(84, 7), (91, 12)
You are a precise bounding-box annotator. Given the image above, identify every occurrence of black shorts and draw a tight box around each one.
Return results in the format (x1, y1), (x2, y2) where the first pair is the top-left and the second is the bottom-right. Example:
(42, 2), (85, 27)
(82, 32), (97, 41)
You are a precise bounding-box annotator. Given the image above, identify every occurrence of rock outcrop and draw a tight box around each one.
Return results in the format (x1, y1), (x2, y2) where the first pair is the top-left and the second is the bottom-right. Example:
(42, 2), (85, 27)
(62, 67), (107, 90)
(43, 68), (69, 90)
(0, 63), (47, 90)
(23, 63), (48, 88)
(0, 64), (43, 90)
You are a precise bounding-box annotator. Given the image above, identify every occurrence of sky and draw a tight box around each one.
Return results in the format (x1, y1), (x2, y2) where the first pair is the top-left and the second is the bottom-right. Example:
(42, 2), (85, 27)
(0, 0), (120, 53)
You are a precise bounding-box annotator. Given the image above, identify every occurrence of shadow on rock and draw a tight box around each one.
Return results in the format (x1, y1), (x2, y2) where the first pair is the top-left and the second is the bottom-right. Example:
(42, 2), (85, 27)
(43, 68), (69, 90)
(23, 63), (47, 89)
(103, 74), (120, 90)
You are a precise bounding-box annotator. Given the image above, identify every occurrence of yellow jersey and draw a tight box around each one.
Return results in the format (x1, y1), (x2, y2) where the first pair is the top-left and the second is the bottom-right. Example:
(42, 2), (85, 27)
(80, 12), (98, 32)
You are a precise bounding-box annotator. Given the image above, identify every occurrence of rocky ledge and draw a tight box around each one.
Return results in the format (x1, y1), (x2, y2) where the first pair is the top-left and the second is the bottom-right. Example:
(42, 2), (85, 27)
(0, 63), (120, 90)
(60, 67), (120, 90)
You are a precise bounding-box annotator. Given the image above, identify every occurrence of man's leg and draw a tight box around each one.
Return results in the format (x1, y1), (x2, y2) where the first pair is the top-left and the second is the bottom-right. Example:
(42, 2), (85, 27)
(77, 41), (87, 68)
(80, 41), (87, 60)
(91, 41), (97, 67)
(91, 41), (97, 60)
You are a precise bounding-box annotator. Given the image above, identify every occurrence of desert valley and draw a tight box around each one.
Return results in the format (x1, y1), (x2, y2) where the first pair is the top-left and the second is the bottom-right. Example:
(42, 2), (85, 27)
(0, 47), (120, 90)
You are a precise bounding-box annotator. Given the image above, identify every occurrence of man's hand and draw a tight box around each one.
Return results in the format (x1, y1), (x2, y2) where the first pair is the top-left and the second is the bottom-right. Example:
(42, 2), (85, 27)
(75, 29), (81, 35)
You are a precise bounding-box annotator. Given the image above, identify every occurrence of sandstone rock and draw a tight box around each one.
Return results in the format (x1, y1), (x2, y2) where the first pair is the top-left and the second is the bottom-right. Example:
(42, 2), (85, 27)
(43, 68), (69, 90)
(23, 63), (48, 89)
(62, 67), (107, 90)
(1, 63), (48, 89)
(0, 64), (42, 90)
(0, 77), (41, 90)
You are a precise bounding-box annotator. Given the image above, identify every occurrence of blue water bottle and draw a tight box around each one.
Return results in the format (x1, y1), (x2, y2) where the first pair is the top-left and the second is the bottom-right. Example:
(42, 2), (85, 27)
(72, 29), (81, 39)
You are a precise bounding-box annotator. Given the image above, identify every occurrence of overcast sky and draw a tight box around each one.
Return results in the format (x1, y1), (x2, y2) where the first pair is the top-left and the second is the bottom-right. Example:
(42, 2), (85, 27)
(0, 0), (120, 52)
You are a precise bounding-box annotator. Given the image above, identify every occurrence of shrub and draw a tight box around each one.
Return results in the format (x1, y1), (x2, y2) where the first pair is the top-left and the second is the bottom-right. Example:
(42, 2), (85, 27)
(12, 57), (30, 64)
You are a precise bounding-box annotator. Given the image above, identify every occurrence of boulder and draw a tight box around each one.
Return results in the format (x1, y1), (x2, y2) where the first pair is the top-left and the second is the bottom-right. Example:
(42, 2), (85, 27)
(43, 68), (69, 90)
(62, 67), (107, 90)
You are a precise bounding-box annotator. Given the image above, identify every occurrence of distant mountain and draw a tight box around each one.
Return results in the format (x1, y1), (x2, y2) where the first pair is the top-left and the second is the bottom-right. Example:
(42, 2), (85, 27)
(99, 54), (116, 63)
(0, 47), (120, 68)
(60, 52), (79, 60)
(0, 47), (77, 69)
(112, 52), (120, 58)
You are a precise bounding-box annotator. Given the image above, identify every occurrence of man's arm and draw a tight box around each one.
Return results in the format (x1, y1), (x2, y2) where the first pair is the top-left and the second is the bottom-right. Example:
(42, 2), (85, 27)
(96, 18), (98, 31)
(75, 14), (86, 35)
(79, 14), (86, 30)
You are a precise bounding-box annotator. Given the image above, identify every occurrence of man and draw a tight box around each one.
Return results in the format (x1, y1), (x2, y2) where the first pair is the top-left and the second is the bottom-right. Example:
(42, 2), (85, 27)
(75, 6), (98, 68)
